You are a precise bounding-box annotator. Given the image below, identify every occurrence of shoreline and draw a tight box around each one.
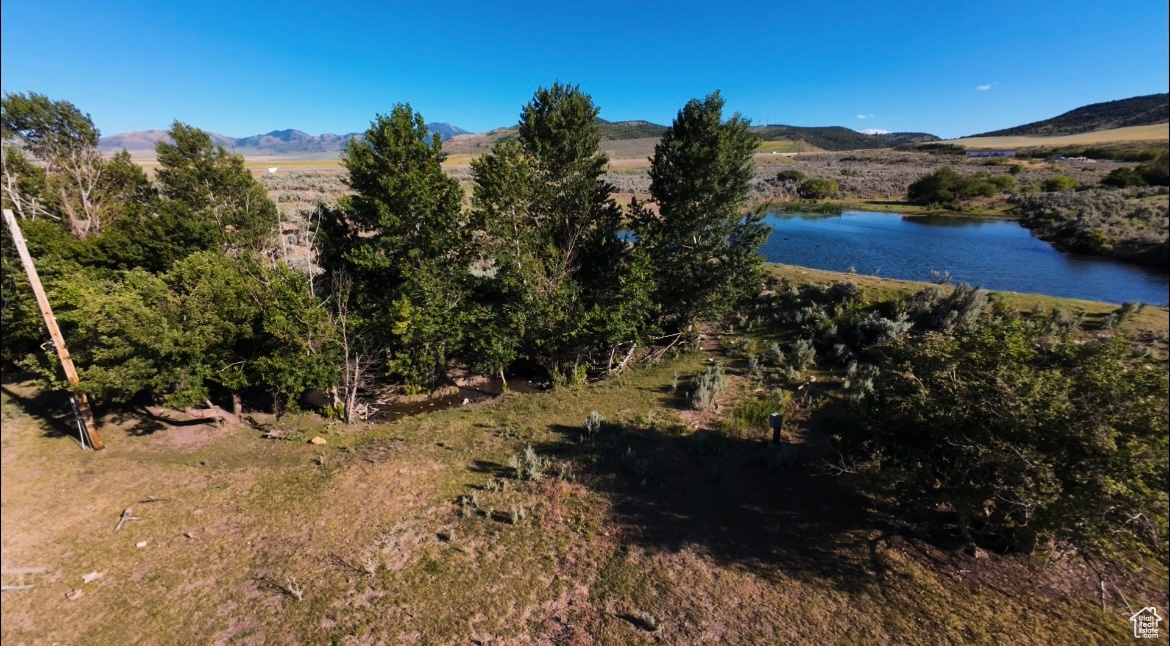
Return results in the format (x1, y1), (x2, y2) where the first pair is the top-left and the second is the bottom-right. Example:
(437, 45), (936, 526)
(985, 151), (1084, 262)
(753, 198), (1016, 219)
(765, 263), (1170, 326)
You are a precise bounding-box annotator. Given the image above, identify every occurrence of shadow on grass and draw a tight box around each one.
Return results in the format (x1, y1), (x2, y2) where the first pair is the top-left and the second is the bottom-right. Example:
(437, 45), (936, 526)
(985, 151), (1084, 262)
(1, 382), (86, 440)
(466, 459), (514, 480)
(528, 404), (904, 594)
(118, 407), (224, 436)
(1, 376), (228, 440)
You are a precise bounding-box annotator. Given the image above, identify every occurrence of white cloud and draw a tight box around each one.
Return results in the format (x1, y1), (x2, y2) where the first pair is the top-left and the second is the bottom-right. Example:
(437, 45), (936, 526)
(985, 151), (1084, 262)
(856, 114), (874, 119)
(861, 129), (890, 135)
(977, 84), (991, 91)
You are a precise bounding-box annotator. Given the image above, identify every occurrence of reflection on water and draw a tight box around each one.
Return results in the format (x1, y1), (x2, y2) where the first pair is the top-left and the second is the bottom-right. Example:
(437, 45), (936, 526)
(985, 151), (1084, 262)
(761, 211), (1169, 305)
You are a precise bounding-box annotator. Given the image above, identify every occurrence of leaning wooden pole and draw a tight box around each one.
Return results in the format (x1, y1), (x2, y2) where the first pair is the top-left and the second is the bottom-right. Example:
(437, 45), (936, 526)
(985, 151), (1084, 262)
(2, 208), (104, 450)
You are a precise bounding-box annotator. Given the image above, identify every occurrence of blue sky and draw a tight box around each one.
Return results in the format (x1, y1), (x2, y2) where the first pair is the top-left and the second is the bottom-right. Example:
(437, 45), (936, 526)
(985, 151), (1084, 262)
(2, 1), (1167, 139)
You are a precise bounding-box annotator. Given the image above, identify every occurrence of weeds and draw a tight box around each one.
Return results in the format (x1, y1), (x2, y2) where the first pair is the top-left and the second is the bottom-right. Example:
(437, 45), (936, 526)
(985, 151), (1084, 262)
(557, 463), (577, 482)
(689, 364), (727, 410)
(747, 354), (761, 374)
(278, 576), (305, 602)
(766, 342), (785, 367)
(360, 551), (380, 576)
(844, 362), (881, 399)
(584, 410), (604, 441)
(725, 388), (793, 437)
(789, 338), (817, 369)
(508, 445), (550, 481)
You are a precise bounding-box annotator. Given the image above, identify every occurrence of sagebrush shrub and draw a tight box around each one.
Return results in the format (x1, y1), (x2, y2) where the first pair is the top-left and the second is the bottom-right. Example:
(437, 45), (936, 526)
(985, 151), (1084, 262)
(789, 338), (817, 369)
(689, 365), (727, 410)
(508, 445), (549, 481)
(584, 410), (604, 439)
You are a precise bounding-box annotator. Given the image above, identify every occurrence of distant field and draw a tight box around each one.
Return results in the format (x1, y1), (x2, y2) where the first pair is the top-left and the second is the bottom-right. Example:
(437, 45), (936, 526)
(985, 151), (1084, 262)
(757, 140), (807, 154)
(952, 123), (1169, 149)
(600, 137), (658, 160)
(245, 159), (342, 171)
(441, 154), (475, 167)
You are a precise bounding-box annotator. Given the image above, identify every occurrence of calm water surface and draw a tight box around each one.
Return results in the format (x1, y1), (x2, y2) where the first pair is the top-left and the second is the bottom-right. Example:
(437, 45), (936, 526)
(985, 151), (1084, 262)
(761, 211), (1168, 305)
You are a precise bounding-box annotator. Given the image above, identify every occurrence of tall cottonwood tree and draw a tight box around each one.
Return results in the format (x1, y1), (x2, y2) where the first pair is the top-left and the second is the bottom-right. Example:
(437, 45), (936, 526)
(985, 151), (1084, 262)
(633, 91), (769, 335)
(319, 104), (469, 390)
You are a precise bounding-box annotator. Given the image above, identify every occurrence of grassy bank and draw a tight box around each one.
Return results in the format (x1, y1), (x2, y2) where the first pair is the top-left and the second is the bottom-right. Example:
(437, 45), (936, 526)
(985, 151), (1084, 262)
(761, 198), (1017, 218)
(768, 263), (1169, 331)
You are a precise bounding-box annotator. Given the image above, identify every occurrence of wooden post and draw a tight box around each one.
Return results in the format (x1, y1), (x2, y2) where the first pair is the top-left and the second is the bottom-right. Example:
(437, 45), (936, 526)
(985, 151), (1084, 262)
(2, 208), (104, 450)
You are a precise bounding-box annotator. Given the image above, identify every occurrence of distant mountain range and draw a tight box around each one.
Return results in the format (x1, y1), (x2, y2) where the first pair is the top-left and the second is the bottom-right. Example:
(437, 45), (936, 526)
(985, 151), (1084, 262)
(98, 122), (471, 155)
(970, 93), (1170, 138)
(95, 94), (1170, 158)
(102, 116), (942, 158)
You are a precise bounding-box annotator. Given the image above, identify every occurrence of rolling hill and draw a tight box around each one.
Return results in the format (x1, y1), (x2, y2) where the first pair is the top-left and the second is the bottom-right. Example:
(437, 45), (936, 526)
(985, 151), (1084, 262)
(98, 129), (237, 151)
(98, 122), (469, 155)
(752, 125), (939, 150)
(443, 119), (669, 155)
(970, 93), (1169, 138)
(443, 118), (941, 157)
(596, 119), (668, 139)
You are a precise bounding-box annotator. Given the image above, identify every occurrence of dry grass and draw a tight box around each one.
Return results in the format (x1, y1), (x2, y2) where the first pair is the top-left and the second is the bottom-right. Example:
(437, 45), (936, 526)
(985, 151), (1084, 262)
(244, 159), (343, 171)
(952, 124), (1169, 149)
(441, 153), (475, 167)
(3, 278), (1165, 643)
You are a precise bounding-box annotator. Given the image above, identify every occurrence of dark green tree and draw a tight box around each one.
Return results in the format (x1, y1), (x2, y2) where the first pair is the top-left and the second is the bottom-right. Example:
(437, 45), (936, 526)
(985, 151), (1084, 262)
(907, 167), (999, 206)
(798, 177), (840, 199)
(1100, 167), (1145, 188)
(148, 122), (278, 262)
(469, 84), (649, 383)
(251, 264), (340, 416)
(319, 105), (469, 390)
(1041, 175), (1078, 192)
(1137, 154), (1169, 186)
(466, 141), (539, 386)
(633, 91), (769, 334)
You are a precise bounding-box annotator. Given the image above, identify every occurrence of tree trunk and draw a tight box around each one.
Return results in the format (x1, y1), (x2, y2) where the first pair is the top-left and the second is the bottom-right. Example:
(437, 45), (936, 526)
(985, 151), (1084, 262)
(957, 510), (974, 544)
(499, 368), (508, 393)
(345, 361), (360, 424)
(205, 399), (224, 427)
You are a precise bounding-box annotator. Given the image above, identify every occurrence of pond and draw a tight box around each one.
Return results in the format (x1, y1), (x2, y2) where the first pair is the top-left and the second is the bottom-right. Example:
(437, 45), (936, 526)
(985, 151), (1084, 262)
(760, 211), (1169, 305)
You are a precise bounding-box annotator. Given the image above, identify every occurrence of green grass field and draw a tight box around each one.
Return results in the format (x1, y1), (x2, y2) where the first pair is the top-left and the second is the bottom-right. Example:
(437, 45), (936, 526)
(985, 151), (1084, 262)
(757, 140), (807, 154)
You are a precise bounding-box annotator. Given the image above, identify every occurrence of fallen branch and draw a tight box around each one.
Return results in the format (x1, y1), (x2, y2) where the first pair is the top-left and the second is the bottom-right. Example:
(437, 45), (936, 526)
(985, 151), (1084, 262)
(643, 333), (685, 364)
(611, 343), (637, 374)
(114, 507), (140, 532)
(142, 402), (240, 427)
(1, 585), (35, 592)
